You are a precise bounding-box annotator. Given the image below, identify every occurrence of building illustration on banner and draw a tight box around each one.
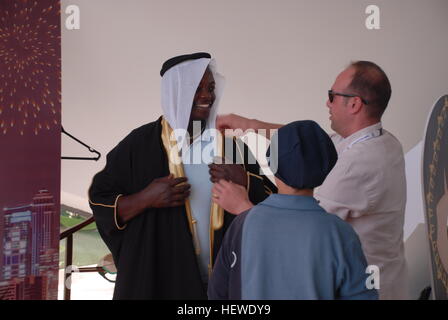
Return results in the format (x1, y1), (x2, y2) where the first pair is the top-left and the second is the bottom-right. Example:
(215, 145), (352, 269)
(0, 190), (59, 299)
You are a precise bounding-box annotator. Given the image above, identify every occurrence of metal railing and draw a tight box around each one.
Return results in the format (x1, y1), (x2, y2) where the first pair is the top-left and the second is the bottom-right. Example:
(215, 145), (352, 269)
(59, 216), (104, 300)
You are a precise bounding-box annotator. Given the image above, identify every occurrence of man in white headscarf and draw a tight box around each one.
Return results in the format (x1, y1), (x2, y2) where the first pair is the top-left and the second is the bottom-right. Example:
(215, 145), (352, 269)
(88, 53), (275, 299)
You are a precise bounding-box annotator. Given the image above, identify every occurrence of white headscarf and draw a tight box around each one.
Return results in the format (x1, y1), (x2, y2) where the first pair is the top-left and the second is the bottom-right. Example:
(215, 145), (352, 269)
(161, 57), (225, 144)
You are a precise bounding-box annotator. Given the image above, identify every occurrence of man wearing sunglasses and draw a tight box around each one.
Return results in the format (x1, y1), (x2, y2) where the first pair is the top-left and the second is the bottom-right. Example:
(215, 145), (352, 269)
(213, 61), (408, 300)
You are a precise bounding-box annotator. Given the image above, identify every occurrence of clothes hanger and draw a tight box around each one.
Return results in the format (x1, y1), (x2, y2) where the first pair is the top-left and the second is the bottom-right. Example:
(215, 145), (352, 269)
(61, 126), (101, 161)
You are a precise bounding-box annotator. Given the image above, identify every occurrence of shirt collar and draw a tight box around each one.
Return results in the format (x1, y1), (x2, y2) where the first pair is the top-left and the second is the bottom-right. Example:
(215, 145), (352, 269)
(260, 194), (323, 212)
(335, 122), (382, 154)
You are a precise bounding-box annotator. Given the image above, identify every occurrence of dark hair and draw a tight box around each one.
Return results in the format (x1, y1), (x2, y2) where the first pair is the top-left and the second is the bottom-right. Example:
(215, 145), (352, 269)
(348, 61), (391, 119)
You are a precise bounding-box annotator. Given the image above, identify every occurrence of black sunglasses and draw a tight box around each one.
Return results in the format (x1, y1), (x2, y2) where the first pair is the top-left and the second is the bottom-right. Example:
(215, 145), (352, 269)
(328, 90), (369, 105)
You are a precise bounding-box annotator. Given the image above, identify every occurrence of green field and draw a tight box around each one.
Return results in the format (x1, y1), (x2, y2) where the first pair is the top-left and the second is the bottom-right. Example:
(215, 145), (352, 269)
(59, 211), (110, 268)
(60, 211), (97, 231)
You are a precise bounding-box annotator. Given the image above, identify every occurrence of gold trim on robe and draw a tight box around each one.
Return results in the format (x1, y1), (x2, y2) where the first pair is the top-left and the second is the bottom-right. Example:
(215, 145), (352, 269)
(160, 117), (225, 276)
(161, 118), (201, 256)
(89, 194), (127, 230)
(209, 129), (224, 276)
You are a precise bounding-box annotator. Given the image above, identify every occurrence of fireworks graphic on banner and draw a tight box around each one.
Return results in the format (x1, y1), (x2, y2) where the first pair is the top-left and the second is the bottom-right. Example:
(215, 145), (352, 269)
(0, 0), (61, 136)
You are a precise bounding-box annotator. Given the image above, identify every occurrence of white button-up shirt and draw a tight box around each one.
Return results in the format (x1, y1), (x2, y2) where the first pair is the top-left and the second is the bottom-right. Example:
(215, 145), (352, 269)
(315, 122), (409, 300)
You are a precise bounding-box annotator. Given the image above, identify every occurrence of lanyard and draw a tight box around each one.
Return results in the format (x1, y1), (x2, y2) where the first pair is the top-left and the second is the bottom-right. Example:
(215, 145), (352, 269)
(342, 128), (383, 154)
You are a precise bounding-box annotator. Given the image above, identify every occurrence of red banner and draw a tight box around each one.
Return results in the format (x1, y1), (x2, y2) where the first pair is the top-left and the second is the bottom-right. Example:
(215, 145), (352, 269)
(0, 0), (61, 300)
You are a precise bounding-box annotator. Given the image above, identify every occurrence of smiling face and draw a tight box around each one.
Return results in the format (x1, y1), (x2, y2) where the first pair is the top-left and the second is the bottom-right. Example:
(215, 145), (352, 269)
(189, 67), (216, 122)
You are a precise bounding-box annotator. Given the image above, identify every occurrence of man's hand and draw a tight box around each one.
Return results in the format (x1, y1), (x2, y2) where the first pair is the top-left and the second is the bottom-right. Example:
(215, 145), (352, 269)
(212, 180), (254, 215)
(209, 161), (247, 187)
(141, 174), (190, 208)
(116, 174), (190, 224)
(217, 113), (283, 138)
(216, 113), (253, 133)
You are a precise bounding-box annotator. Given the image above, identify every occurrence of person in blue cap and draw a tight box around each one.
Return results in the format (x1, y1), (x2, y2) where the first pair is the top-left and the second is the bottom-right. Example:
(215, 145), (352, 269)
(214, 61), (408, 299)
(208, 120), (378, 300)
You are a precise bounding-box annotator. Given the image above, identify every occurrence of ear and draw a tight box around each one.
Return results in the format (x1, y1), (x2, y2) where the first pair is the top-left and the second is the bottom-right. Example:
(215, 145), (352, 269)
(348, 96), (363, 115)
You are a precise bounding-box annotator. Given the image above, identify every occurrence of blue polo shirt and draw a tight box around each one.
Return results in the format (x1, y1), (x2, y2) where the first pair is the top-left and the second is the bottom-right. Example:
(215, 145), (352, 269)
(182, 133), (216, 284)
(208, 194), (378, 300)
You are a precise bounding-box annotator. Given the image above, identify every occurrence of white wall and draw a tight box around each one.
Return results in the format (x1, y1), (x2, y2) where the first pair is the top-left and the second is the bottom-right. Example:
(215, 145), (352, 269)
(404, 141), (424, 241)
(61, 0), (448, 202)
(403, 141), (432, 299)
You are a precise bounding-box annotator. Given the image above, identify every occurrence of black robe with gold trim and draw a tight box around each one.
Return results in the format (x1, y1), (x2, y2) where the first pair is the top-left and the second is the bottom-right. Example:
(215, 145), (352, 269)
(88, 116), (276, 299)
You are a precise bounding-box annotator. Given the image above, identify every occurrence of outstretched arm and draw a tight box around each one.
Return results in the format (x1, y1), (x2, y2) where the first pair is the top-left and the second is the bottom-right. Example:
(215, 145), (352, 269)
(217, 113), (283, 139)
